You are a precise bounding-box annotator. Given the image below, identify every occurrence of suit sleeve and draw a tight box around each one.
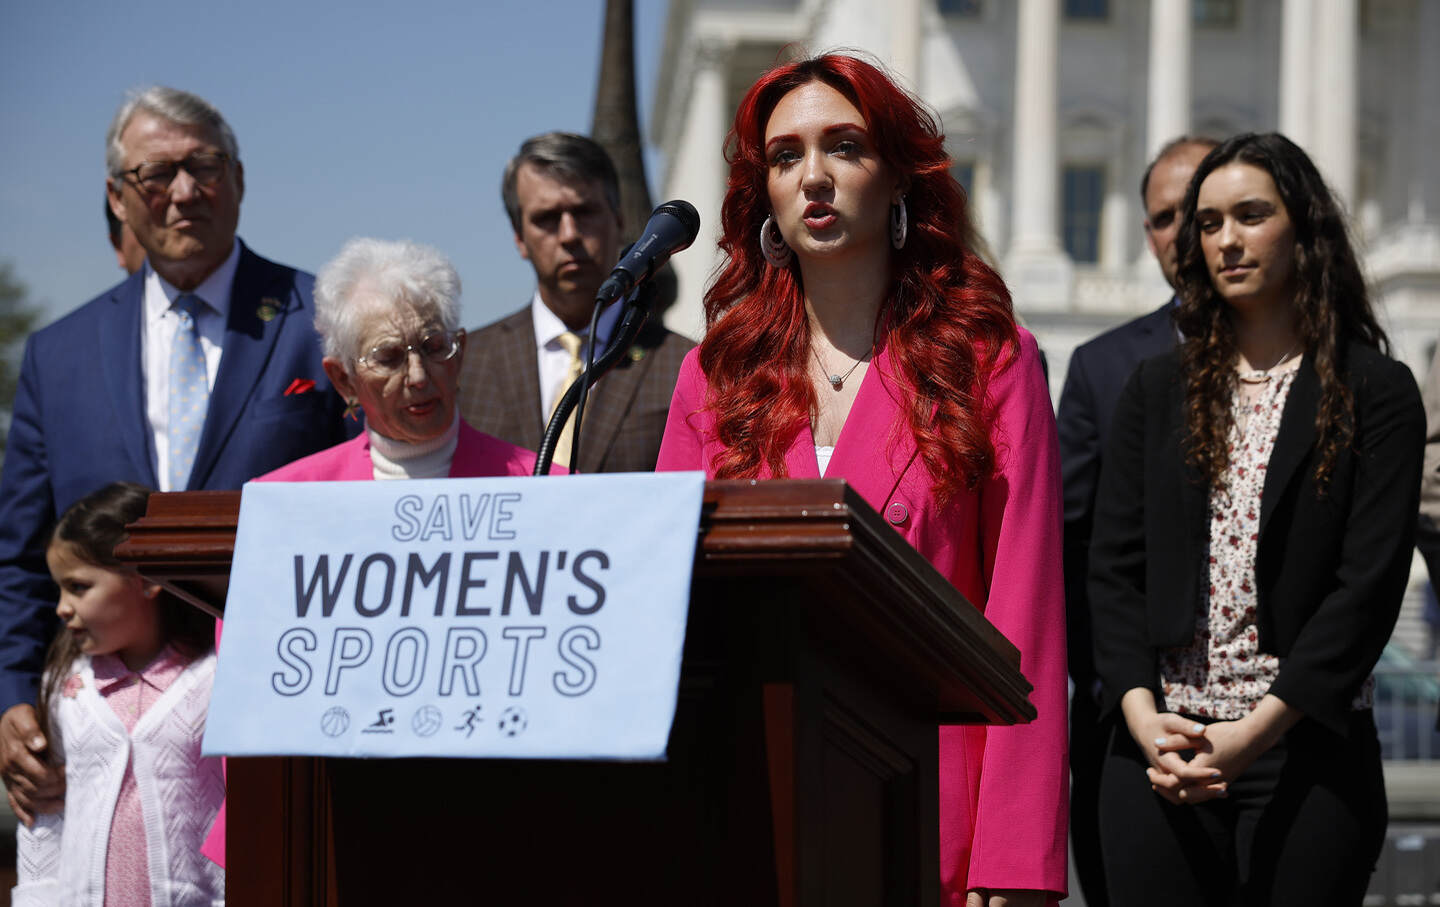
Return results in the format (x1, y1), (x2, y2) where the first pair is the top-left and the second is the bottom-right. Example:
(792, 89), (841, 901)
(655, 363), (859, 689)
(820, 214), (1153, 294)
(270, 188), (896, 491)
(1416, 344), (1440, 583)
(655, 351), (707, 473)
(1056, 347), (1102, 689)
(963, 335), (1070, 899)
(0, 337), (60, 713)
(1057, 348), (1103, 533)
(1268, 359), (1425, 734)
(1087, 364), (1160, 714)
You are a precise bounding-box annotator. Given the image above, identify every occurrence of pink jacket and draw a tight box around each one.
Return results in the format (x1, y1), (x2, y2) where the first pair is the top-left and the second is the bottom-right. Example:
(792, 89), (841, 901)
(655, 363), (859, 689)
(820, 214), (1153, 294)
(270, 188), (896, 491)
(201, 420), (543, 866)
(656, 329), (1069, 903)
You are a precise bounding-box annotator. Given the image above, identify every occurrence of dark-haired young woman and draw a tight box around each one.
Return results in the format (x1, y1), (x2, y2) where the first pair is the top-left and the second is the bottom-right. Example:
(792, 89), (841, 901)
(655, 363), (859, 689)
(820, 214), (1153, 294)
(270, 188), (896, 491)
(656, 54), (1069, 906)
(1090, 132), (1423, 905)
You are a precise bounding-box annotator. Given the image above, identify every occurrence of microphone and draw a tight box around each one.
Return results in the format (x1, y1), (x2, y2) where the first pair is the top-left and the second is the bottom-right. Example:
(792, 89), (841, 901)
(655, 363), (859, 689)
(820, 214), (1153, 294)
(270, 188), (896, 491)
(594, 200), (700, 306)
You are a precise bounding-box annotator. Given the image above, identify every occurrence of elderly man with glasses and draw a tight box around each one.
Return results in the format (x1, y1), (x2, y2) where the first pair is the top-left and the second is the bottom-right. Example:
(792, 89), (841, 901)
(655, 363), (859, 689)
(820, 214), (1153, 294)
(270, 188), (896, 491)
(0, 86), (350, 831)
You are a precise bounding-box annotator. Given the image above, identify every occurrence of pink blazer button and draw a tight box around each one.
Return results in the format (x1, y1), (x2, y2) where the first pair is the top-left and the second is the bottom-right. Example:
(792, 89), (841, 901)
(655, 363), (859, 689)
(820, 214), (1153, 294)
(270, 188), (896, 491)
(886, 501), (908, 524)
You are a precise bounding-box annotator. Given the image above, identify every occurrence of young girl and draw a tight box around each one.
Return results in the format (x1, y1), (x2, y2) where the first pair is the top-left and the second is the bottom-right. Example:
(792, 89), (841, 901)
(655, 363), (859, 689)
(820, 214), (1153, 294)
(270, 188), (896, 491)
(13, 482), (225, 906)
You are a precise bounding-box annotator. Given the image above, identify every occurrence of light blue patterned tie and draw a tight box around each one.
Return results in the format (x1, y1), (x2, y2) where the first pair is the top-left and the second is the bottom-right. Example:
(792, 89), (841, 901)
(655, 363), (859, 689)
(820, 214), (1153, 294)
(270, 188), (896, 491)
(167, 293), (208, 490)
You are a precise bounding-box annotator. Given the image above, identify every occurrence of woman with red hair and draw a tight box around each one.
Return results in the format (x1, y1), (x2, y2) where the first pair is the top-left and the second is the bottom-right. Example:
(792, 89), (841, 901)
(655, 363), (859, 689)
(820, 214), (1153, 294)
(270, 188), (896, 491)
(657, 54), (1068, 905)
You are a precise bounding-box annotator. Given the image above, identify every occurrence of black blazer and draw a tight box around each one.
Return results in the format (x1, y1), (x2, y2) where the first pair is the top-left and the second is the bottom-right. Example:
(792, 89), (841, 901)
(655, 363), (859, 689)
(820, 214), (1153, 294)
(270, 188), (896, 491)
(1089, 342), (1424, 737)
(1058, 300), (1177, 689)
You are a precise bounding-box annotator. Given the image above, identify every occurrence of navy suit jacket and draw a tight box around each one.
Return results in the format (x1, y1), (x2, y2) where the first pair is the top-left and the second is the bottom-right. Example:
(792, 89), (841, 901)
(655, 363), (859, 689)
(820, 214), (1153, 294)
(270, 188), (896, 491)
(0, 241), (351, 710)
(1056, 300), (1176, 692)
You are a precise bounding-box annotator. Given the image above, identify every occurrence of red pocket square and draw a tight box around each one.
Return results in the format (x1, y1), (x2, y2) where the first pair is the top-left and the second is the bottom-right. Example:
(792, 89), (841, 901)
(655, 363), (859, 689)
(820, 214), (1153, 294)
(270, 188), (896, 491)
(284, 378), (316, 396)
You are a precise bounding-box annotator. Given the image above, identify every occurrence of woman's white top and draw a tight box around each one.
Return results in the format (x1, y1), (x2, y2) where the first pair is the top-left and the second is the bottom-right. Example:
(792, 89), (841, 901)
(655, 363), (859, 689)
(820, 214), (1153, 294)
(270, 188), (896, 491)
(368, 412), (460, 480)
(815, 445), (834, 477)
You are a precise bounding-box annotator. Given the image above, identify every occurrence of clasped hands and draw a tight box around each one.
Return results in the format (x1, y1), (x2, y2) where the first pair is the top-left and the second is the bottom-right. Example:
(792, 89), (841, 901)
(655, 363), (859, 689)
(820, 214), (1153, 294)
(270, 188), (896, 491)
(1119, 688), (1297, 806)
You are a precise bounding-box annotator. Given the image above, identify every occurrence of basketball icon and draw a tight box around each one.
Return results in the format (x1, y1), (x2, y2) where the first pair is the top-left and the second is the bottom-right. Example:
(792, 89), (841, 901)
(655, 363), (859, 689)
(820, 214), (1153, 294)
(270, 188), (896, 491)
(411, 706), (443, 737)
(320, 706), (350, 737)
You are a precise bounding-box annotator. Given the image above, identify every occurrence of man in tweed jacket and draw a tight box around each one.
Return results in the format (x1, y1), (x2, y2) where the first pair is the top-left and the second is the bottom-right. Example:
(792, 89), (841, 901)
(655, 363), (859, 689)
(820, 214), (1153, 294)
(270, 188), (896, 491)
(458, 132), (692, 473)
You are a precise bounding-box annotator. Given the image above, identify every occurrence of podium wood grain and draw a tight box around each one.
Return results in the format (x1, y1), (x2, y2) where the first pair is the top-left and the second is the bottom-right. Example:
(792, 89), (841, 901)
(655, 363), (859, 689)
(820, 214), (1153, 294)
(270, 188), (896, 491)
(118, 480), (1035, 905)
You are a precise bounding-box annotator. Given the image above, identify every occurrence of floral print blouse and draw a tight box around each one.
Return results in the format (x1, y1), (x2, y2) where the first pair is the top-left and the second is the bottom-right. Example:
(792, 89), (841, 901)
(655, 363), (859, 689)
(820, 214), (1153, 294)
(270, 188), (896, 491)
(1158, 366), (1371, 719)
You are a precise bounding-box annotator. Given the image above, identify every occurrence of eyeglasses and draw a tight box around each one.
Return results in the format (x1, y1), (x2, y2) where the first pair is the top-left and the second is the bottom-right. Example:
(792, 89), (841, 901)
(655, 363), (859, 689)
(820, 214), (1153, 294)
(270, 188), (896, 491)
(355, 330), (464, 375)
(118, 152), (231, 194)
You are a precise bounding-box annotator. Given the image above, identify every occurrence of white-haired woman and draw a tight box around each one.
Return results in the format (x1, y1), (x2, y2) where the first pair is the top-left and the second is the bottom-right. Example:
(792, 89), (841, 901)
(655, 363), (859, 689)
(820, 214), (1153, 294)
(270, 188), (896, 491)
(269, 236), (540, 481)
(201, 237), (545, 865)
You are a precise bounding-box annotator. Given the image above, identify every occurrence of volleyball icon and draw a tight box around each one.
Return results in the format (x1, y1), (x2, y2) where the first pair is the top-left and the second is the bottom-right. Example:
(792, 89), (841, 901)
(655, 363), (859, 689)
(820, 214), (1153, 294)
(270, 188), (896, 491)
(320, 707), (350, 737)
(411, 706), (443, 737)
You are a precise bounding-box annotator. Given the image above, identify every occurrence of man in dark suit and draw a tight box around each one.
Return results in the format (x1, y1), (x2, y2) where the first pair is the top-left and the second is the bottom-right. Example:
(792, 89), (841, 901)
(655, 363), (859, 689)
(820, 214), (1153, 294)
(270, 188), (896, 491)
(457, 132), (692, 473)
(1055, 135), (1216, 906)
(0, 86), (349, 820)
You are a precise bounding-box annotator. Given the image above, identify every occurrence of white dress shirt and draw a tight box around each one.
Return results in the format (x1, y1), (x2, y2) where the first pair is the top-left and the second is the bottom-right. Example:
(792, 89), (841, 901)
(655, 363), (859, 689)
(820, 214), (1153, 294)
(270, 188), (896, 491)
(141, 240), (240, 490)
(531, 292), (622, 424)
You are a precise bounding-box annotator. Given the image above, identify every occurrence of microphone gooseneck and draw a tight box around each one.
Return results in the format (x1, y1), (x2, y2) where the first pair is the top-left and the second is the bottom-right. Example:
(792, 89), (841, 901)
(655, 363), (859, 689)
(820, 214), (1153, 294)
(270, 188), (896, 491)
(534, 283), (661, 476)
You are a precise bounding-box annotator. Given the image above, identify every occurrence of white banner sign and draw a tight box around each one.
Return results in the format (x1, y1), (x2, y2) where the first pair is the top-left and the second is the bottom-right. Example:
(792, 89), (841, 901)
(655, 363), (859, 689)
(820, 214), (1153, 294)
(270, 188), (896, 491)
(203, 472), (705, 760)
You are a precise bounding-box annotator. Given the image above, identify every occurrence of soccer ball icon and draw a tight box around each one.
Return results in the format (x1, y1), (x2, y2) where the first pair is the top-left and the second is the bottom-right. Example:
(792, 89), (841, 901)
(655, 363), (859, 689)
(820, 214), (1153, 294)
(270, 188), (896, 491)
(497, 707), (528, 737)
(411, 706), (443, 737)
(320, 707), (350, 738)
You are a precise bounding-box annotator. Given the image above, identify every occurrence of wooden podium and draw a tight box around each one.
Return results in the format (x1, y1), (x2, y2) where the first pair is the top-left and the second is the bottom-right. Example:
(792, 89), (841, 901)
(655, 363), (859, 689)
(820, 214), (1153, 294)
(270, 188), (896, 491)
(116, 479), (1034, 905)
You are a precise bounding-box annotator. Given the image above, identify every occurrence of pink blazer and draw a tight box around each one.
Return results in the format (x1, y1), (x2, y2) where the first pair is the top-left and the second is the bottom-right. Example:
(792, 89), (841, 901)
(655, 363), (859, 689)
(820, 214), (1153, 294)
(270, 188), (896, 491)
(256, 420), (541, 482)
(656, 329), (1069, 903)
(201, 420), (544, 866)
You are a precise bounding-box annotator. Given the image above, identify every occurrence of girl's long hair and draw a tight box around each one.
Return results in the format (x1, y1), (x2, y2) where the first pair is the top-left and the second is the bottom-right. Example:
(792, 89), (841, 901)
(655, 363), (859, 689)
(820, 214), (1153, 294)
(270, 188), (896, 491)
(37, 482), (214, 744)
(1173, 132), (1386, 489)
(698, 53), (1019, 504)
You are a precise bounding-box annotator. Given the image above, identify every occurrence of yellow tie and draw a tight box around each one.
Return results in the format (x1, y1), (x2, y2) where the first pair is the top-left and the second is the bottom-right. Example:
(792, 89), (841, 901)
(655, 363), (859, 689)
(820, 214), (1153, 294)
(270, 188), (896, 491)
(550, 331), (585, 467)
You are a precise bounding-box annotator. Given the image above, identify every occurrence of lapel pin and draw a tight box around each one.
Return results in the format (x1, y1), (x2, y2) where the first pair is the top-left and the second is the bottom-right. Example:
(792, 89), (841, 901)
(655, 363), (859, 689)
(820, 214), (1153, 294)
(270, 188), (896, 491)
(257, 298), (281, 322)
(627, 346), (646, 363)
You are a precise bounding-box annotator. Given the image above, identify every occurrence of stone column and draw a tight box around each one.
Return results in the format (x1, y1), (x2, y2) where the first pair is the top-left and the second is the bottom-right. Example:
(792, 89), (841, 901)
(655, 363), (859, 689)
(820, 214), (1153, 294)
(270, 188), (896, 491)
(1146, 0), (1191, 159)
(1006, 0), (1072, 308)
(662, 39), (731, 340)
(1312, 0), (1357, 208)
(1102, 164), (1129, 268)
(1279, 0), (1314, 147)
(1136, 0), (1193, 279)
(1415, 0), (1440, 225)
(891, 0), (924, 90)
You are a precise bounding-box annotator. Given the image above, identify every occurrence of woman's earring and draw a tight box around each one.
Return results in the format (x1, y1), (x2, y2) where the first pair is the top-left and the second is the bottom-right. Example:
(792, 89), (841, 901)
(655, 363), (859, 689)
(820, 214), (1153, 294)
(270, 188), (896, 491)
(891, 196), (908, 250)
(760, 215), (792, 268)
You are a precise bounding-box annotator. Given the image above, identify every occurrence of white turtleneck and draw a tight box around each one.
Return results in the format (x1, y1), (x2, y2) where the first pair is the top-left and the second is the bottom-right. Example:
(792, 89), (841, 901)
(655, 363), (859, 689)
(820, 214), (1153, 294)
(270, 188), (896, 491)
(367, 412), (461, 480)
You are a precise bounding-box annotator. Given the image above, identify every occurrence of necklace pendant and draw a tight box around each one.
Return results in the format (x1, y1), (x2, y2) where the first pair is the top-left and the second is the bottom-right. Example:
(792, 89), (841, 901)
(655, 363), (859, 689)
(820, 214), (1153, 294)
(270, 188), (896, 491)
(828, 374), (844, 390)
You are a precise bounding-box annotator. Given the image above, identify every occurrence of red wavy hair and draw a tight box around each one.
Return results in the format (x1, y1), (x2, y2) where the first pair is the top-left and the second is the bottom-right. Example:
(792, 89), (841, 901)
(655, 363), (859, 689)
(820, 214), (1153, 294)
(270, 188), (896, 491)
(698, 53), (1019, 503)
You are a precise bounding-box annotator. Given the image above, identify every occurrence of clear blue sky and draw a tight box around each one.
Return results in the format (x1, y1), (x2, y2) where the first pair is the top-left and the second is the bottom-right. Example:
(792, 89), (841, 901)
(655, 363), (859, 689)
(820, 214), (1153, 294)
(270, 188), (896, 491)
(0, 0), (667, 330)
